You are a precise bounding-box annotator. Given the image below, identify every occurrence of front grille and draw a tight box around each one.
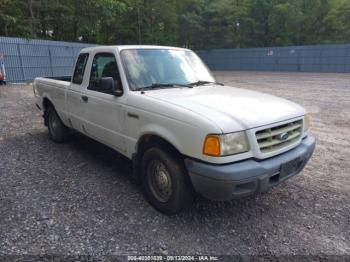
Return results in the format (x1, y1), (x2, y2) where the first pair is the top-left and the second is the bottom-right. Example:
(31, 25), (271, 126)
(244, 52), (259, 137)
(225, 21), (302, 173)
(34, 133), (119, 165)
(255, 120), (302, 153)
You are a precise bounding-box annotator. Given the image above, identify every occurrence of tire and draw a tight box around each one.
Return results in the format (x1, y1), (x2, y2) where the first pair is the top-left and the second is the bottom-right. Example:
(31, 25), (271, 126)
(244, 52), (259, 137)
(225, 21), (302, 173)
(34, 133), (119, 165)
(46, 106), (70, 143)
(141, 147), (194, 215)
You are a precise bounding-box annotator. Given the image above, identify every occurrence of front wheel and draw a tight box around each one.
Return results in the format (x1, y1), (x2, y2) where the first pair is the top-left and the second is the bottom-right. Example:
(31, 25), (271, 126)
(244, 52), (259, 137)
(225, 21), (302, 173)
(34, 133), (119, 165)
(46, 106), (70, 143)
(141, 147), (194, 215)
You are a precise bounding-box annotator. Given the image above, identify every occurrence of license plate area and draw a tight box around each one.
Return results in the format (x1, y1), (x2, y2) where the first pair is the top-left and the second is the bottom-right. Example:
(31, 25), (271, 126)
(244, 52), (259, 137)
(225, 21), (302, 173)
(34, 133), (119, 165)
(280, 158), (304, 178)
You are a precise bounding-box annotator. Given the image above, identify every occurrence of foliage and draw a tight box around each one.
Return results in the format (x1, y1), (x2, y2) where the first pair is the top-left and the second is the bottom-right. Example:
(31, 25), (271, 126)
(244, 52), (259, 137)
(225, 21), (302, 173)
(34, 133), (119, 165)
(0, 0), (349, 48)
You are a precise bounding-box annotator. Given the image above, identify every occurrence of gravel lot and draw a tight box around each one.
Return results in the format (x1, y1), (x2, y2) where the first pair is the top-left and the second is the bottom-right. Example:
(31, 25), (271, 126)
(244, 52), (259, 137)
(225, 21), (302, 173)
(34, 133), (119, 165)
(0, 72), (349, 258)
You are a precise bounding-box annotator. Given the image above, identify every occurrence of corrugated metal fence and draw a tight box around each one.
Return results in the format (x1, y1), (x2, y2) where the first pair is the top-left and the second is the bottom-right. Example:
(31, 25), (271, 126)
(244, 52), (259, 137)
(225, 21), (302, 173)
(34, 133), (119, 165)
(0, 37), (95, 82)
(197, 44), (350, 73)
(1, 37), (350, 82)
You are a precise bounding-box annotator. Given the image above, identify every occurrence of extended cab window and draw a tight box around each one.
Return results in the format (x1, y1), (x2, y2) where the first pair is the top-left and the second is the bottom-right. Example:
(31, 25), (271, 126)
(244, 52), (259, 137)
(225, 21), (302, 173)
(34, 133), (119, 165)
(72, 53), (89, 84)
(88, 53), (122, 93)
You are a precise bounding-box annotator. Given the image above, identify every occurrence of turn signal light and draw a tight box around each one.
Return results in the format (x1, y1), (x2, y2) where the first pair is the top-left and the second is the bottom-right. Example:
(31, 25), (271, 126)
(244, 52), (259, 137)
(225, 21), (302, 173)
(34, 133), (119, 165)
(304, 113), (312, 132)
(203, 135), (221, 156)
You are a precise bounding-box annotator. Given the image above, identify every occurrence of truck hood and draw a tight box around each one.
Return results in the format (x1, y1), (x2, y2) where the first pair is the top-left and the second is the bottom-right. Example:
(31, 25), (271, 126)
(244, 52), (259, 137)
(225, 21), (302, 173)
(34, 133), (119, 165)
(144, 85), (306, 133)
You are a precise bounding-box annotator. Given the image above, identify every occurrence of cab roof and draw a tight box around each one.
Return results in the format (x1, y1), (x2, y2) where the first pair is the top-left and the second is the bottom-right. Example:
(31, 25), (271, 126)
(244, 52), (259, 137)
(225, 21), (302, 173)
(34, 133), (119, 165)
(81, 45), (190, 53)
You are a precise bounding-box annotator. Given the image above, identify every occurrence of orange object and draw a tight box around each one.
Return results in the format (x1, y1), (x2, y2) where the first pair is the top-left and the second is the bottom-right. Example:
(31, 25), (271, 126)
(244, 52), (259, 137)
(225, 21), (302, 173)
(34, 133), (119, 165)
(203, 135), (221, 156)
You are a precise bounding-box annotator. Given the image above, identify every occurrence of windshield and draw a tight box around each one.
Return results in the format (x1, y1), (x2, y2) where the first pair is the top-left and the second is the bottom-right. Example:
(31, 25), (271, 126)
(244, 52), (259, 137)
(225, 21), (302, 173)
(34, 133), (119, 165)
(120, 49), (215, 90)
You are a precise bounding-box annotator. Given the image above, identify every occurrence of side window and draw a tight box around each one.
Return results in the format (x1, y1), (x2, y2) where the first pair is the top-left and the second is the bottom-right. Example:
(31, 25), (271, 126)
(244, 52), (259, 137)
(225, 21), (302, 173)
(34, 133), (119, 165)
(72, 53), (89, 84)
(88, 53), (122, 93)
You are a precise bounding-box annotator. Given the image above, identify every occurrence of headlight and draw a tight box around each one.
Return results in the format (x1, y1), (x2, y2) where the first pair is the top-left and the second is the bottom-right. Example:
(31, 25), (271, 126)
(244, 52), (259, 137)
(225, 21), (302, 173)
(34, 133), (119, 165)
(304, 113), (312, 132)
(203, 131), (249, 156)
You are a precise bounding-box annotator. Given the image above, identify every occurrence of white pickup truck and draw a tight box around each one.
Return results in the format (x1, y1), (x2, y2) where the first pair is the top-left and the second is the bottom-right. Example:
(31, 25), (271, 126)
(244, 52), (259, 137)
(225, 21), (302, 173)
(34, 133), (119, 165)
(34, 45), (315, 214)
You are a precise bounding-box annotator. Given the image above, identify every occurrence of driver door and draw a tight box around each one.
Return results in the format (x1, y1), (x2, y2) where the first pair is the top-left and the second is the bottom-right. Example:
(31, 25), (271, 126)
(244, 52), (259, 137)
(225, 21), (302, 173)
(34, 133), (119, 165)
(81, 52), (126, 153)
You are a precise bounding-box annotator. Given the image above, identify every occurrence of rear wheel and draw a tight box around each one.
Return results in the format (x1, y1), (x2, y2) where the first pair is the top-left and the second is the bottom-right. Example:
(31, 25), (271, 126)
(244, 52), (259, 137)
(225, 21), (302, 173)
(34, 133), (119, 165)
(46, 106), (70, 143)
(141, 147), (194, 215)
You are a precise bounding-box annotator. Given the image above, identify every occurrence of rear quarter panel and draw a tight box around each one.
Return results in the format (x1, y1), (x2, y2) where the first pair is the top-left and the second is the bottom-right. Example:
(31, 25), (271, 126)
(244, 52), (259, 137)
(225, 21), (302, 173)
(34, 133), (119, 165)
(34, 77), (70, 125)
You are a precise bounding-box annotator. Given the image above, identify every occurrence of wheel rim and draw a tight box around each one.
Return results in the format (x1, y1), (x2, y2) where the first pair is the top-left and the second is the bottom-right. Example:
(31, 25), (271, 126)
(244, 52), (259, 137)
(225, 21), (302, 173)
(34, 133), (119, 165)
(147, 160), (172, 203)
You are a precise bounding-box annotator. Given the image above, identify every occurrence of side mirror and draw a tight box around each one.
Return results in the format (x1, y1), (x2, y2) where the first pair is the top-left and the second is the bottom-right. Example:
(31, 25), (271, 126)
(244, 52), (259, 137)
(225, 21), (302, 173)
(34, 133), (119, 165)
(100, 77), (114, 91)
(113, 89), (123, 97)
(100, 77), (123, 97)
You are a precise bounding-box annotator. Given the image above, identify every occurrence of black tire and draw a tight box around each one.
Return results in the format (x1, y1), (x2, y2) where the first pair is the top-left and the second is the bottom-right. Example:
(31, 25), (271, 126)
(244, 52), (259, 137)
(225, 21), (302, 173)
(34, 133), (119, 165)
(141, 147), (194, 215)
(46, 106), (70, 143)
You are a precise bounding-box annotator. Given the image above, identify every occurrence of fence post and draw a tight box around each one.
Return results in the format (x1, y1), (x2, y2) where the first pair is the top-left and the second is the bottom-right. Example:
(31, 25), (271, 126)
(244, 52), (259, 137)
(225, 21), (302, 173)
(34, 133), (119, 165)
(297, 48), (301, 72)
(17, 43), (25, 81)
(48, 46), (54, 77)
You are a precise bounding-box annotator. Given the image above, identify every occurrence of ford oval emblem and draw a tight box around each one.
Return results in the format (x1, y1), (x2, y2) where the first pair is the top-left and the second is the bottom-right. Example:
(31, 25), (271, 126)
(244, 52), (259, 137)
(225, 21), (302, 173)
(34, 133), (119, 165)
(278, 132), (289, 141)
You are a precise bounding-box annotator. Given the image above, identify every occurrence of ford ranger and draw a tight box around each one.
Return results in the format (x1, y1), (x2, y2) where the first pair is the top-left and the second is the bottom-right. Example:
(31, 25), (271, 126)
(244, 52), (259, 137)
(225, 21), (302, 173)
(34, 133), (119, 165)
(33, 45), (315, 214)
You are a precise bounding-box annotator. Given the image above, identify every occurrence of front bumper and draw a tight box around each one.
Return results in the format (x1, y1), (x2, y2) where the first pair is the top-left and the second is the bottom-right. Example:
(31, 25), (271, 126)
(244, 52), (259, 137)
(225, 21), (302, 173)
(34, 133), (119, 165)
(185, 135), (316, 200)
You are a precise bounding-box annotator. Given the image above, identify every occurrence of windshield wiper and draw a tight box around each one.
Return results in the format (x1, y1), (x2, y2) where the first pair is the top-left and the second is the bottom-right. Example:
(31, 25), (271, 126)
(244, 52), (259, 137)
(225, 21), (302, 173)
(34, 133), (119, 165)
(135, 83), (193, 91)
(188, 80), (224, 86)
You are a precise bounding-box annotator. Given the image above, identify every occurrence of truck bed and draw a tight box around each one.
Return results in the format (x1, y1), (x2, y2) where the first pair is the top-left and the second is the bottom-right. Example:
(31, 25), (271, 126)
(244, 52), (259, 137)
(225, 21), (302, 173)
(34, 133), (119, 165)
(44, 76), (71, 82)
(34, 76), (71, 101)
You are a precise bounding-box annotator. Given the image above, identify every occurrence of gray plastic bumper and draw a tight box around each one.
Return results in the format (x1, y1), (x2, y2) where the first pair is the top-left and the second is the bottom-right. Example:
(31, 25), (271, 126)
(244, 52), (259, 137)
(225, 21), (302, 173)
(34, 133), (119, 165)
(185, 135), (316, 200)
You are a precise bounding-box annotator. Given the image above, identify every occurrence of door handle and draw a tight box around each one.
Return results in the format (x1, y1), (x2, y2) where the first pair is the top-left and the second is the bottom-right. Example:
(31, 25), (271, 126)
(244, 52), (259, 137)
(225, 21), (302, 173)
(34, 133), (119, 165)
(81, 95), (88, 102)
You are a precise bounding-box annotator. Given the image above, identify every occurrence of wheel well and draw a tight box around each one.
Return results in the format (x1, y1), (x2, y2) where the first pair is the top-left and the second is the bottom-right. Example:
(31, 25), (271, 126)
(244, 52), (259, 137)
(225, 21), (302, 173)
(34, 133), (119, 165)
(136, 134), (182, 159)
(132, 134), (183, 183)
(42, 97), (54, 126)
(43, 97), (54, 111)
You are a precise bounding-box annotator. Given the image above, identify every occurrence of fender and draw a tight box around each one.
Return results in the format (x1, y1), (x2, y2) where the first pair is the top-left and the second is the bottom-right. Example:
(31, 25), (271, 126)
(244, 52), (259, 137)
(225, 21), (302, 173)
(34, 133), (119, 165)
(134, 123), (185, 156)
(41, 93), (69, 126)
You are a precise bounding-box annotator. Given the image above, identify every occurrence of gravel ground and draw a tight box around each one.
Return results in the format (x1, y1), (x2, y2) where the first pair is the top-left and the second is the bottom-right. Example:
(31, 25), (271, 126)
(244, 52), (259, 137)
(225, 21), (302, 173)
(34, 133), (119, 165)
(0, 72), (349, 258)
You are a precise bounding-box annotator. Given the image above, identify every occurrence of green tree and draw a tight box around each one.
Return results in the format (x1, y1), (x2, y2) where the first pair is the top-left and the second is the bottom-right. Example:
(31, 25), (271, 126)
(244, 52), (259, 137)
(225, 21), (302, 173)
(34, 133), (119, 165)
(0, 0), (349, 48)
(322, 0), (350, 43)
